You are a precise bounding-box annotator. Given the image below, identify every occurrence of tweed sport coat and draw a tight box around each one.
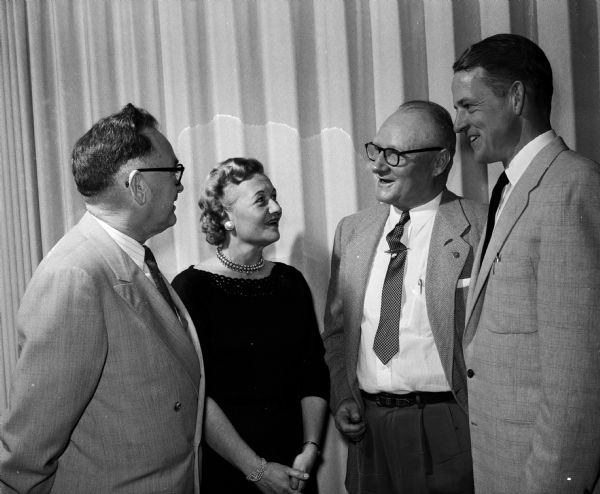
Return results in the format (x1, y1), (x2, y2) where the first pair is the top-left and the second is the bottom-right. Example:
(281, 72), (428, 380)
(322, 189), (486, 418)
(463, 137), (600, 494)
(0, 212), (205, 493)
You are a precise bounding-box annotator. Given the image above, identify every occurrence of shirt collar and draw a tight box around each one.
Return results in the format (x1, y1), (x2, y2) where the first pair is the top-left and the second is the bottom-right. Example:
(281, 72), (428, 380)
(387, 191), (442, 230)
(505, 130), (556, 185)
(91, 214), (146, 270)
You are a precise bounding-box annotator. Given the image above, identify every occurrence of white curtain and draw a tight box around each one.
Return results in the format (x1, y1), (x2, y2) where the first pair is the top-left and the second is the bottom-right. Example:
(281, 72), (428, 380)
(2, 0), (600, 491)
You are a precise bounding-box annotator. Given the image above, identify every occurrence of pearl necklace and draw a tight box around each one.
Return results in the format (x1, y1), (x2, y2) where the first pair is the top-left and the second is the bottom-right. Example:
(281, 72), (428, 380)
(216, 247), (265, 274)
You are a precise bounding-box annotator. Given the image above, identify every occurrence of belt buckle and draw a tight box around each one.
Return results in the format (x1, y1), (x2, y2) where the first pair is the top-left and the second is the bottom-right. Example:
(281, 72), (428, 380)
(375, 394), (412, 408)
(374, 395), (388, 407)
(395, 397), (412, 407)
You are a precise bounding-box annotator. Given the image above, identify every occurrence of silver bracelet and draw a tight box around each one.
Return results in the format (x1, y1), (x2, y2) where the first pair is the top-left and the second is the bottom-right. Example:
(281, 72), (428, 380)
(303, 440), (321, 456)
(246, 457), (267, 482)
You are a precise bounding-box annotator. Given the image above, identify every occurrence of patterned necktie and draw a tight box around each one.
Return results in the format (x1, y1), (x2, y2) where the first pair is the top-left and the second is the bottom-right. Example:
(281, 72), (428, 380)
(144, 246), (179, 316)
(480, 171), (509, 263)
(373, 210), (410, 364)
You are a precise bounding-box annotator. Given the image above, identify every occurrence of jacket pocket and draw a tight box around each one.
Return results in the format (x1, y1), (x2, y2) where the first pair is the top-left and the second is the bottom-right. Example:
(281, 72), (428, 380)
(484, 255), (537, 334)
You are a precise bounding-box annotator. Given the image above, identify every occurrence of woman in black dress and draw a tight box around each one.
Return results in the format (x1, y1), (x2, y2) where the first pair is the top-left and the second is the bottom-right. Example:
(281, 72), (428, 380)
(173, 157), (329, 493)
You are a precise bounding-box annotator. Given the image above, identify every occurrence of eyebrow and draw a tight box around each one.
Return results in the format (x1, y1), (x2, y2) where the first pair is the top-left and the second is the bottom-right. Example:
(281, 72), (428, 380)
(253, 187), (276, 199)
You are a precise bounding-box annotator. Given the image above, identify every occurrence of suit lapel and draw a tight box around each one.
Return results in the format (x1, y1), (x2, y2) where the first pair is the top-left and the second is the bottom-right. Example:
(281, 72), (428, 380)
(346, 204), (389, 376)
(464, 138), (568, 343)
(426, 190), (471, 385)
(77, 213), (201, 390)
(114, 271), (201, 390)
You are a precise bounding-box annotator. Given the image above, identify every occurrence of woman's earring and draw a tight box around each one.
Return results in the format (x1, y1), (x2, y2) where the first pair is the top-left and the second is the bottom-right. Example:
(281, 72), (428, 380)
(224, 220), (234, 231)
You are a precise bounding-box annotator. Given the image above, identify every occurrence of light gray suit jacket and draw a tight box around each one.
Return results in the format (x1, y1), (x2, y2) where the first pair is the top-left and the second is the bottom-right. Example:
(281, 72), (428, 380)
(322, 189), (486, 417)
(464, 137), (600, 494)
(0, 212), (205, 493)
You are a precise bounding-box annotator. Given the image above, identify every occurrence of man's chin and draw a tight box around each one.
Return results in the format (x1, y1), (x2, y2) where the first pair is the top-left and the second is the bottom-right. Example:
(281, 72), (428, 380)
(162, 214), (178, 231)
(374, 189), (385, 202)
(374, 184), (397, 204)
(471, 146), (497, 166)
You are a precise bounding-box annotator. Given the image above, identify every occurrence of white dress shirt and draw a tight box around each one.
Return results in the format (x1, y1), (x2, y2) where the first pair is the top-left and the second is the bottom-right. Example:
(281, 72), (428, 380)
(357, 193), (451, 394)
(496, 130), (556, 219)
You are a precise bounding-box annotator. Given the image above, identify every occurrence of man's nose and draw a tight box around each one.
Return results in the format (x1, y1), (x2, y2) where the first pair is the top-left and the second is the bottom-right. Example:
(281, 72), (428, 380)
(371, 152), (389, 173)
(453, 110), (467, 133)
(269, 199), (282, 214)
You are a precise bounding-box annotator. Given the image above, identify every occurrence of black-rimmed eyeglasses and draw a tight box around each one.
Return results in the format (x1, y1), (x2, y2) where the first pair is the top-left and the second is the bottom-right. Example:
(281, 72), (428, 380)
(125, 164), (185, 187)
(365, 142), (444, 167)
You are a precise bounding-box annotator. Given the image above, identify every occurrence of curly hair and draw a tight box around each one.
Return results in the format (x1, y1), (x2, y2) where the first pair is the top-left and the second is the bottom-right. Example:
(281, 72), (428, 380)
(199, 157), (265, 245)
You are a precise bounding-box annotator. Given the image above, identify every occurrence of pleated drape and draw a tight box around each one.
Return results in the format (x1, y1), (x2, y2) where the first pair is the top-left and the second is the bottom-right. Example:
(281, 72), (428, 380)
(2, 1), (599, 491)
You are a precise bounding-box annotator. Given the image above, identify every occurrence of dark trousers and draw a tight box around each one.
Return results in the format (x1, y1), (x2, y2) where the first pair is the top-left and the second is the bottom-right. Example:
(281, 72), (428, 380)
(346, 398), (474, 494)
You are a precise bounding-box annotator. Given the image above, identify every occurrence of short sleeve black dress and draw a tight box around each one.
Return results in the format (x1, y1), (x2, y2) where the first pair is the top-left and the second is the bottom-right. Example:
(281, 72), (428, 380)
(172, 262), (330, 493)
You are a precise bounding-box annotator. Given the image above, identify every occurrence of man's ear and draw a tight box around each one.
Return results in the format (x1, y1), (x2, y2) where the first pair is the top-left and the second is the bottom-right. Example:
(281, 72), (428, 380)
(432, 149), (452, 177)
(128, 170), (148, 205)
(510, 81), (525, 115)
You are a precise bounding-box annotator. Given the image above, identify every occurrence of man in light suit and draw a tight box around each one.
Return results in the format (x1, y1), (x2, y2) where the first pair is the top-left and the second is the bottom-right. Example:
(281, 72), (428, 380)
(453, 34), (600, 494)
(0, 103), (203, 493)
(0, 104), (306, 493)
(322, 100), (486, 493)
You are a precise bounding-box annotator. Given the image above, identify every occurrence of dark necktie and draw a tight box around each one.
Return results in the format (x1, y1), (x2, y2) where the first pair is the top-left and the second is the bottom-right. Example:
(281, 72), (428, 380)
(144, 246), (179, 316)
(480, 171), (509, 263)
(373, 211), (410, 364)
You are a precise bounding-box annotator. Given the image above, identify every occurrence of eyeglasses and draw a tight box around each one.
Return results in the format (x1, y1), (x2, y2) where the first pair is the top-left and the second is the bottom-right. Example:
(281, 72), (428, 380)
(365, 142), (444, 167)
(125, 164), (185, 187)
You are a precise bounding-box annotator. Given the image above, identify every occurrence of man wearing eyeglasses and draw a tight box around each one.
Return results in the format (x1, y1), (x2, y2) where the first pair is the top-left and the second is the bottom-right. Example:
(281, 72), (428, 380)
(322, 100), (486, 493)
(0, 103), (202, 494)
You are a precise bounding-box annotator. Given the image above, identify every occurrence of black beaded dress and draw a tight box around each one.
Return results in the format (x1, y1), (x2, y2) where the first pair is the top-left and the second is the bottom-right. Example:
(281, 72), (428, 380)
(172, 262), (329, 494)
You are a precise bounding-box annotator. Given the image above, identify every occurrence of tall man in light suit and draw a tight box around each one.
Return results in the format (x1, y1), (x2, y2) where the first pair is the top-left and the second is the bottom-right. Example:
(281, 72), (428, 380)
(0, 104), (307, 493)
(322, 100), (487, 493)
(453, 34), (600, 494)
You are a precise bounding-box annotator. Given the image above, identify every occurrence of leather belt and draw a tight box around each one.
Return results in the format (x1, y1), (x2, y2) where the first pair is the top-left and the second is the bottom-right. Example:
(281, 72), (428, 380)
(361, 391), (454, 408)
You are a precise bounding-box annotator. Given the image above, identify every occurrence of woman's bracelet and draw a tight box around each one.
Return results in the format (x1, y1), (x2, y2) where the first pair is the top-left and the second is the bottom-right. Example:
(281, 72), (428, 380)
(246, 457), (267, 482)
(302, 440), (321, 455)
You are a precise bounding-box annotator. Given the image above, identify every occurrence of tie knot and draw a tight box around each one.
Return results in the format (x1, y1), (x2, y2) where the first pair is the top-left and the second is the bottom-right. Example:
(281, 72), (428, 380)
(399, 210), (410, 226)
(495, 171), (509, 190)
(386, 211), (410, 251)
(144, 246), (156, 264)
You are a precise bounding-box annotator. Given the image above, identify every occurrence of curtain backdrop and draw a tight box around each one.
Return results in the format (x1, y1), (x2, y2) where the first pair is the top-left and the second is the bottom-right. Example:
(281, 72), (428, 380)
(2, 0), (599, 491)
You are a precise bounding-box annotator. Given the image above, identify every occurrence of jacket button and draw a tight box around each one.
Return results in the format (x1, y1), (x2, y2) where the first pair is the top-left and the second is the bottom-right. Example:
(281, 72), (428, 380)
(467, 369), (475, 378)
(453, 251), (460, 258)
(174, 401), (182, 411)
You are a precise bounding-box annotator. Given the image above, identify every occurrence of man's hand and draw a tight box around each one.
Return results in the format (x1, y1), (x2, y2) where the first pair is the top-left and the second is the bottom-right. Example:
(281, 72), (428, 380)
(256, 461), (309, 493)
(289, 443), (319, 491)
(334, 398), (366, 441)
